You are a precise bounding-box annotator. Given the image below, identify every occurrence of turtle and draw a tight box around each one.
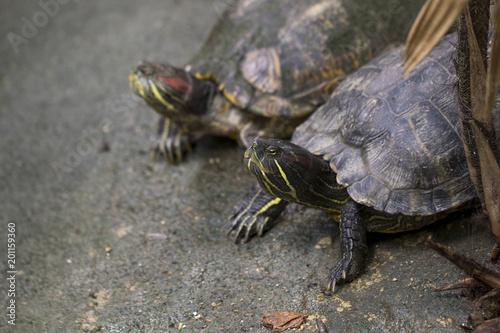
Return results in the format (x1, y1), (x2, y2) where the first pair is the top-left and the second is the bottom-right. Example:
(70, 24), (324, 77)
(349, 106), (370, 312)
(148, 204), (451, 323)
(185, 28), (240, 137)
(129, 0), (425, 164)
(229, 33), (500, 290)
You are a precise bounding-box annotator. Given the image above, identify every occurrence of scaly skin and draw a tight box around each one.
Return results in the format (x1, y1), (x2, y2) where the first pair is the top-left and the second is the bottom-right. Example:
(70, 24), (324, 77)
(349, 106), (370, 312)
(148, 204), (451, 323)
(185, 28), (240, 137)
(130, 0), (426, 163)
(232, 136), (440, 290)
(130, 62), (304, 162)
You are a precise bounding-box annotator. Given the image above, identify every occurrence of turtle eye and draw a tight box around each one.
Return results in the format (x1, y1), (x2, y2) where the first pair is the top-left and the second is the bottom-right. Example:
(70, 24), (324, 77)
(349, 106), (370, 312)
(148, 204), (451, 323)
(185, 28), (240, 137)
(266, 146), (280, 157)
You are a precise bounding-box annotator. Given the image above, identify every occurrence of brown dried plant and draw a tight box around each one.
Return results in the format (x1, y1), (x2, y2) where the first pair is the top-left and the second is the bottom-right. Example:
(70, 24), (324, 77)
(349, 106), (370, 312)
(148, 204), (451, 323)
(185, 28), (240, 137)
(404, 0), (500, 263)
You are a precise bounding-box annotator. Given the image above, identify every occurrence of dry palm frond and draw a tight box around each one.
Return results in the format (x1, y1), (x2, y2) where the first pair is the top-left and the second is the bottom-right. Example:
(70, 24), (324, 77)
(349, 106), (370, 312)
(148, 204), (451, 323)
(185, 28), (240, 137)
(403, 0), (468, 74)
(471, 122), (500, 251)
(486, 2), (500, 120)
(464, 3), (500, 258)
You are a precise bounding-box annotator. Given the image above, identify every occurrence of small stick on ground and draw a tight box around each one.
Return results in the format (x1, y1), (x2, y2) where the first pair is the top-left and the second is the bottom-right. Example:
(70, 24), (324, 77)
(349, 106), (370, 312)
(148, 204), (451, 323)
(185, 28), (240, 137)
(427, 237), (500, 290)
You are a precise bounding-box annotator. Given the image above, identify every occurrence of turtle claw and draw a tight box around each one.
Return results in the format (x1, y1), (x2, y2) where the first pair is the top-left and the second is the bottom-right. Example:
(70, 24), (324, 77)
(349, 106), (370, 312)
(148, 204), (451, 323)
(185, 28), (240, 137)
(152, 133), (192, 164)
(228, 184), (287, 243)
(152, 117), (193, 164)
(326, 260), (350, 291)
(327, 280), (335, 292)
(228, 209), (270, 243)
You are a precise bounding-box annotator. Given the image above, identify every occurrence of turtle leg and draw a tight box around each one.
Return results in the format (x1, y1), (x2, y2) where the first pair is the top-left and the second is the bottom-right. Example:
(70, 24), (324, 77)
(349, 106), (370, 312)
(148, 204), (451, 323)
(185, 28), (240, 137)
(228, 183), (288, 243)
(153, 116), (195, 164)
(327, 202), (440, 291)
(327, 199), (368, 291)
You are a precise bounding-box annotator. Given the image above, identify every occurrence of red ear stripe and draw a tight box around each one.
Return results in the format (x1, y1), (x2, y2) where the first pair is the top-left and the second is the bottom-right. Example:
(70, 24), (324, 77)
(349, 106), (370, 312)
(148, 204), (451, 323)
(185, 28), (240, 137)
(158, 76), (193, 93)
(282, 154), (314, 169)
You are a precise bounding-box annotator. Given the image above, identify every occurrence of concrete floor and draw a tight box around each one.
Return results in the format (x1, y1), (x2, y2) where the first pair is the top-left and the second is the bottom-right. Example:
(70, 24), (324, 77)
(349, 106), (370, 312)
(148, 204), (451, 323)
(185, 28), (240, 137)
(0, 1), (496, 332)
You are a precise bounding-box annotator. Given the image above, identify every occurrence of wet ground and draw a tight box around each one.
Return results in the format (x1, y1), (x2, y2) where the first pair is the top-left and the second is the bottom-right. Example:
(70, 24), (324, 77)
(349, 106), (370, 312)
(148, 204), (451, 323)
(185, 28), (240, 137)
(0, 1), (496, 332)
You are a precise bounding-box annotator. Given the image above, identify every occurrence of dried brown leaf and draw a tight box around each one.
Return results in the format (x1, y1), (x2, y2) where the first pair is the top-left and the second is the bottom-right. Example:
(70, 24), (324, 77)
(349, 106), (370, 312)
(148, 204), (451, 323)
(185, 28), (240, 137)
(262, 311), (308, 332)
(486, 2), (500, 115)
(468, 288), (500, 329)
(404, 0), (468, 74)
(471, 122), (500, 246)
(492, 244), (500, 264)
(472, 317), (500, 333)
(464, 7), (488, 124)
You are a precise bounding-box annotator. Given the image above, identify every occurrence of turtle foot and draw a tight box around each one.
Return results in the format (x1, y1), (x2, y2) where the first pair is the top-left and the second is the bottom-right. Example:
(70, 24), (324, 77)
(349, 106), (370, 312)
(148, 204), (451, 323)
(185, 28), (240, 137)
(228, 183), (287, 243)
(326, 260), (350, 292)
(228, 209), (271, 243)
(152, 117), (193, 164)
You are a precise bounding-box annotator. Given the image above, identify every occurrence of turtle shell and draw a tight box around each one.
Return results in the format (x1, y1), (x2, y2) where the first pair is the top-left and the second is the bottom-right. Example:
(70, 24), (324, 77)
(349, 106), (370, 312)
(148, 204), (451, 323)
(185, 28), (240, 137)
(188, 0), (424, 118)
(292, 34), (500, 216)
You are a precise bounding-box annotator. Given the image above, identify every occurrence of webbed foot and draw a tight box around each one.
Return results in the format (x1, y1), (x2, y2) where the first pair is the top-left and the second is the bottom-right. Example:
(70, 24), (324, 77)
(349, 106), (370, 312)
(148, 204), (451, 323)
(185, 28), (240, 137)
(228, 183), (287, 243)
(152, 117), (194, 164)
(327, 257), (356, 291)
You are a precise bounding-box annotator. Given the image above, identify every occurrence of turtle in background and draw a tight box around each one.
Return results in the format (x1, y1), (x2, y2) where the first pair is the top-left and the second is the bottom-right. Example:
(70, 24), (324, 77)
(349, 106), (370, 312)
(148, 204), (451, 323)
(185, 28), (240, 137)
(129, 0), (424, 164)
(230, 33), (500, 290)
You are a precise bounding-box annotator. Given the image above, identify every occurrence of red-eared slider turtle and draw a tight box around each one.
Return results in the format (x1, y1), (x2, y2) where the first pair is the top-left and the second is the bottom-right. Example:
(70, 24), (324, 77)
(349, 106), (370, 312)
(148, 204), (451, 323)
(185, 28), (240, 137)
(129, 0), (424, 163)
(230, 33), (500, 290)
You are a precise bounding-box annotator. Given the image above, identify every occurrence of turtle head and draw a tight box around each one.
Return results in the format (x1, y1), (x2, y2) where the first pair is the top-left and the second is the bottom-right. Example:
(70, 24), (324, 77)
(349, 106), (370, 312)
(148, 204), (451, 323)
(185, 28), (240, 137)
(129, 61), (216, 121)
(244, 136), (332, 204)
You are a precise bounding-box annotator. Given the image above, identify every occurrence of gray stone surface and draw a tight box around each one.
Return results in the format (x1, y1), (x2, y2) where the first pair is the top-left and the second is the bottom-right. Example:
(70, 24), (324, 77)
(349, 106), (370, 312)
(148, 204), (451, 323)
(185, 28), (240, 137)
(0, 1), (495, 332)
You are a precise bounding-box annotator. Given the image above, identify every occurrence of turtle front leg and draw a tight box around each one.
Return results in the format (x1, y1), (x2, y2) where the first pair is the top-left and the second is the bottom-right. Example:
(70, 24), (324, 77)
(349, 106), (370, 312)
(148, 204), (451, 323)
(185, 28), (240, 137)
(327, 200), (368, 291)
(228, 183), (288, 243)
(153, 117), (195, 164)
